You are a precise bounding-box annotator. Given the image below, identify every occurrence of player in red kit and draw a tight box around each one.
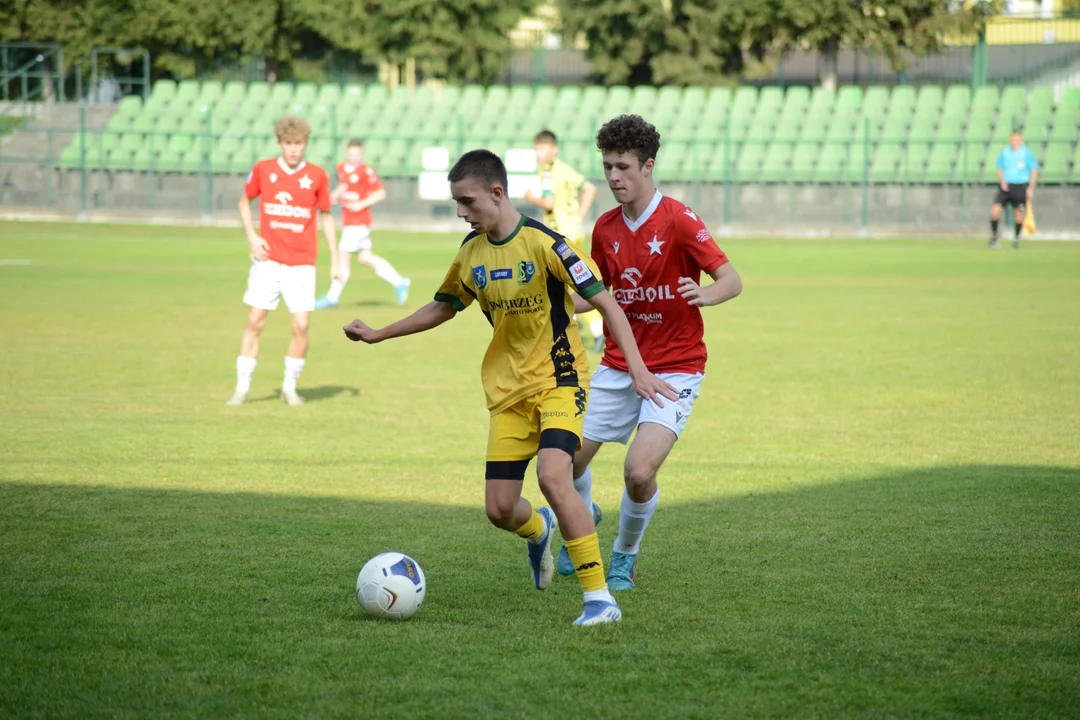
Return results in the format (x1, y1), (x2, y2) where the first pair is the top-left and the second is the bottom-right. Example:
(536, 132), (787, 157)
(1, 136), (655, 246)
(314, 139), (410, 309)
(554, 114), (744, 585)
(227, 116), (339, 406)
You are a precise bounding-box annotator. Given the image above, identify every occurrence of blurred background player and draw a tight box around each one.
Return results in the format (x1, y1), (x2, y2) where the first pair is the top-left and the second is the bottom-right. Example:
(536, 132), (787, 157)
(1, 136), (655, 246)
(315, 139), (410, 308)
(561, 114), (743, 588)
(524, 130), (604, 351)
(990, 130), (1039, 250)
(343, 149), (676, 625)
(228, 116), (338, 406)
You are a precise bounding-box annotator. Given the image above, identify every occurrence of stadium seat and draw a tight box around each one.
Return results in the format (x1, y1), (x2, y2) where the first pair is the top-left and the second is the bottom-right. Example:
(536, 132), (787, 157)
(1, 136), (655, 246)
(957, 142), (985, 184)
(861, 86), (889, 126)
(900, 143), (931, 183)
(935, 113), (966, 143)
(731, 87), (757, 118)
(869, 144), (900, 183)
(789, 143), (818, 183)
(943, 85), (970, 115)
(759, 142), (792, 182)
(814, 143), (844, 182)
(924, 143), (957, 183)
(736, 142), (765, 182)
(842, 142), (868, 182)
(1040, 150), (1070, 184)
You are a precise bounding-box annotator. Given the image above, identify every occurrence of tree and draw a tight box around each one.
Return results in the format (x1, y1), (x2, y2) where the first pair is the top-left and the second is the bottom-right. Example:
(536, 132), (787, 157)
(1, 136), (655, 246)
(557, 0), (670, 85)
(772, 0), (1001, 90)
(365, 0), (537, 84)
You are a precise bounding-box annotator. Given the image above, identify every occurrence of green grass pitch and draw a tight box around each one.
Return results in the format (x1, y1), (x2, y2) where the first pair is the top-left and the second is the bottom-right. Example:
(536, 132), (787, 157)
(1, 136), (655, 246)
(1, 222), (1078, 718)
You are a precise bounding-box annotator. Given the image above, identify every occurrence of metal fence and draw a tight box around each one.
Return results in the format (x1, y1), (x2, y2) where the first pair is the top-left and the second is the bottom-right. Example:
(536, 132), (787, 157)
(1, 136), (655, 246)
(3, 109), (1077, 231)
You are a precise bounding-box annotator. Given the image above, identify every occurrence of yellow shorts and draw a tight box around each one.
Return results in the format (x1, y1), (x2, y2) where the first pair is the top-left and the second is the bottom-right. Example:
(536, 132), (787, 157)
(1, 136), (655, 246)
(487, 386), (589, 462)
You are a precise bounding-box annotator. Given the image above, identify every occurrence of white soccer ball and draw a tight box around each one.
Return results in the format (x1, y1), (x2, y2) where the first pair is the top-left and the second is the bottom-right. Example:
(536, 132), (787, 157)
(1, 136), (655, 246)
(356, 552), (426, 620)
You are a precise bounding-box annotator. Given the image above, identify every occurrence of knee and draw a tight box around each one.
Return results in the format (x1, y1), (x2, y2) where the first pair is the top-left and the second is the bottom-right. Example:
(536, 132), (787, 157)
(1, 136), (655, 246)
(485, 497), (516, 528)
(245, 316), (266, 334)
(624, 462), (656, 494)
(536, 466), (571, 500)
(291, 318), (309, 335)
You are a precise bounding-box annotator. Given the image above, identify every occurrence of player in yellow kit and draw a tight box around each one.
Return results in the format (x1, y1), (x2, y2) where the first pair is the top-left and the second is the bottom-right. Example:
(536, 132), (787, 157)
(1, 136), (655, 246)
(344, 149), (676, 626)
(524, 129), (605, 352)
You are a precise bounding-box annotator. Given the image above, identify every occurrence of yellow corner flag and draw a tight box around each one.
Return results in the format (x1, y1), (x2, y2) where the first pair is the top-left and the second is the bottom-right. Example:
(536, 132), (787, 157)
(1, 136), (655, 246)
(1023, 202), (1037, 236)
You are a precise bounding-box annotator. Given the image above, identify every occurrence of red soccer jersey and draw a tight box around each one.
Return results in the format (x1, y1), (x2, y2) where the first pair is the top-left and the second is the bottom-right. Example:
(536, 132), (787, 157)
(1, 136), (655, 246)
(245, 157), (330, 267)
(591, 192), (729, 375)
(337, 162), (383, 227)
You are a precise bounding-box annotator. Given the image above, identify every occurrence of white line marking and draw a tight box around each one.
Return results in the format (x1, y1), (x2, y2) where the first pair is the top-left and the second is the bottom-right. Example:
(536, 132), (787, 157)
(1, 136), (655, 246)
(0, 259), (33, 266)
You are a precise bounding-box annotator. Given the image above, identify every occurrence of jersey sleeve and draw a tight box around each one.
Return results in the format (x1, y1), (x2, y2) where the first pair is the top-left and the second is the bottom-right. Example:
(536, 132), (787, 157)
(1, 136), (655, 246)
(433, 245), (475, 312)
(677, 208), (729, 275)
(244, 165), (261, 199)
(561, 164), (585, 192)
(315, 168), (331, 212)
(367, 167), (384, 192)
(547, 238), (604, 300)
(996, 149), (1006, 171)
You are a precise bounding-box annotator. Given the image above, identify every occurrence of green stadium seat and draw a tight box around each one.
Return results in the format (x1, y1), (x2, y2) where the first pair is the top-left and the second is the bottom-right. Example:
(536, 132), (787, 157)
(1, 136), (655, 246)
(1071, 143), (1080, 181)
(294, 82), (318, 105)
(808, 88), (835, 117)
(1023, 111), (1051, 144)
(248, 82), (271, 105)
(149, 80), (176, 103)
(199, 81), (223, 105)
(877, 114), (907, 143)
(936, 113), (966, 143)
(790, 143), (818, 182)
(759, 142), (792, 182)
(956, 142), (985, 183)
(604, 85), (632, 114)
(731, 86), (757, 118)
(826, 118), (856, 142)
(533, 85), (556, 109)
(972, 85), (998, 112)
(781, 86), (810, 115)
(999, 85), (1025, 129)
(175, 80), (199, 105)
(1060, 87), (1080, 109)
(758, 86), (783, 110)
(861, 86), (889, 125)
(772, 116), (801, 143)
(965, 116), (994, 144)
(270, 83), (295, 105)
(1040, 148), (1069, 184)
(1028, 86), (1054, 114)
(916, 85), (943, 113)
(943, 85), (970, 115)
(316, 84), (341, 106)
(815, 143), (844, 182)
(705, 87), (731, 117)
(683, 86), (707, 112)
(836, 85), (862, 110)
(842, 142), (868, 182)
(924, 143), (957, 183)
(799, 121), (827, 143)
(909, 115), (936, 143)
(899, 143), (931, 183)
(869, 144), (900, 183)
(735, 141), (765, 182)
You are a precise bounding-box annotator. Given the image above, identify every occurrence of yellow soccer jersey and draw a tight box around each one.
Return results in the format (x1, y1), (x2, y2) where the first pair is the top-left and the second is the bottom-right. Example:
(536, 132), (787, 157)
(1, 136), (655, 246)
(539, 159), (586, 241)
(434, 216), (604, 415)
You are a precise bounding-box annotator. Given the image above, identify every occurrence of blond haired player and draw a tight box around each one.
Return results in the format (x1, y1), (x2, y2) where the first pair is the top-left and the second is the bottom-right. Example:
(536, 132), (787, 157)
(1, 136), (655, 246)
(524, 130), (604, 352)
(316, 139), (410, 307)
(343, 150), (677, 625)
(227, 116), (338, 406)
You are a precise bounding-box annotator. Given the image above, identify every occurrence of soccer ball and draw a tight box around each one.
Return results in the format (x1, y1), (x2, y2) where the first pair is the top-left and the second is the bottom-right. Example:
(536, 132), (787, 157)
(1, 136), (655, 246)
(356, 552), (426, 620)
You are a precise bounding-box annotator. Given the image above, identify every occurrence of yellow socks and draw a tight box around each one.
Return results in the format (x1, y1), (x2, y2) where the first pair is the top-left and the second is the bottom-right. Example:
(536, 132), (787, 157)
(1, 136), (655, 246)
(513, 510), (545, 542)
(565, 532), (606, 592)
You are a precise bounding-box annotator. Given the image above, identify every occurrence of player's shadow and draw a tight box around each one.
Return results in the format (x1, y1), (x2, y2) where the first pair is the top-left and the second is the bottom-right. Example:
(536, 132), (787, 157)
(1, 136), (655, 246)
(250, 385), (360, 403)
(351, 299), (395, 308)
(2, 464), (1076, 716)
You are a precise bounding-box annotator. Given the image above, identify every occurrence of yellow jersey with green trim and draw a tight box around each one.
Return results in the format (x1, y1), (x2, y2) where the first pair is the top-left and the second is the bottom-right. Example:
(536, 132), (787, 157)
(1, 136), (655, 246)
(434, 216), (604, 415)
(539, 159), (586, 241)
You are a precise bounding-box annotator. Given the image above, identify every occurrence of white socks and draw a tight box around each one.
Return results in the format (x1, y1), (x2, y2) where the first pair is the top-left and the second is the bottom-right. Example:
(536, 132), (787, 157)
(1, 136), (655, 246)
(613, 488), (659, 555)
(584, 588), (616, 604)
(327, 265), (350, 303)
(235, 356), (257, 394)
(574, 466), (595, 511)
(282, 356), (305, 393)
(372, 257), (403, 287)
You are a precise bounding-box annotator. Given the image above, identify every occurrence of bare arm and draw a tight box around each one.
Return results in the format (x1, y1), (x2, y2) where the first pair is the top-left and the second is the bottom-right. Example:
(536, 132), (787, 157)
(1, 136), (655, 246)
(1028, 169), (1038, 194)
(997, 168), (1006, 191)
(678, 263), (742, 308)
(238, 194), (269, 260)
(330, 185), (346, 204)
(585, 290), (678, 405)
(322, 212), (341, 281)
(351, 187), (387, 212)
(572, 292), (593, 314)
(343, 301), (457, 344)
(524, 189), (554, 211)
(578, 181), (597, 221)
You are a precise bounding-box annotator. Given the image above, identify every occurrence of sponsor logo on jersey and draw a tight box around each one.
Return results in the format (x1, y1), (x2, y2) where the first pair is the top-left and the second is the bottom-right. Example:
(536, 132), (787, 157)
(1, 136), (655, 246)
(517, 261), (536, 285)
(488, 293), (544, 313)
(490, 268), (514, 281)
(696, 228), (712, 243)
(554, 242), (575, 260)
(569, 261), (595, 285)
(684, 208), (698, 222)
(269, 172), (278, 183)
(628, 311), (664, 324)
(472, 265), (488, 289)
(264, 190), (312, 220)
(613, 241), (621, 254)
(613, 285), (676, 305)
(621, 267), (643, 287)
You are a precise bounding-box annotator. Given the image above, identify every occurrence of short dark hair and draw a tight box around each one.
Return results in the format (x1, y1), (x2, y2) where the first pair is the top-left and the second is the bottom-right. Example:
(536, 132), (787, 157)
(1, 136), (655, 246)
(448, 149), (508, 190)
(596, 114), (661, 165)
(534, 129), (558, 145)
(347, 138), (364, 148)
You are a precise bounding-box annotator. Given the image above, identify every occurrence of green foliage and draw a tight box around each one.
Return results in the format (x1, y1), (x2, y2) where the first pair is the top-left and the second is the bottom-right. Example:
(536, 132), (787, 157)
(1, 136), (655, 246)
(365, 0), (537, 84)
(557, 0), (670, 85)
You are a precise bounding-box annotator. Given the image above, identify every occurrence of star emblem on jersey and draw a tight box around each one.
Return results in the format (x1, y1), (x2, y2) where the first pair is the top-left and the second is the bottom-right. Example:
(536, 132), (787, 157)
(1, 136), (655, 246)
(269, 173), (278, 184)
(647, 235), (664, 255)
(298, 175), (313, 190)
(350, 174), (359, 183)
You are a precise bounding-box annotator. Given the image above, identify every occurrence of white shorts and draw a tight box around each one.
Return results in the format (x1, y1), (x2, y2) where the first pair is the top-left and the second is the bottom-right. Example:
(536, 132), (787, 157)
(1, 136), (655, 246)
(340, 225), (372, 253)
(242, 260), (316, 313)
(583, 365), (704, 444)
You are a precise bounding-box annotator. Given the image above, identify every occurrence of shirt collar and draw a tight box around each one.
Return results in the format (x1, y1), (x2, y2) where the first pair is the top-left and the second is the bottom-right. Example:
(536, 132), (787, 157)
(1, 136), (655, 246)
(622, 189), (663, 232)
(277, 156), (307, 175)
